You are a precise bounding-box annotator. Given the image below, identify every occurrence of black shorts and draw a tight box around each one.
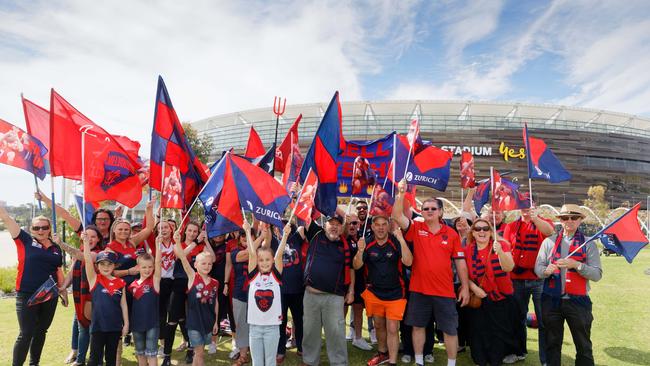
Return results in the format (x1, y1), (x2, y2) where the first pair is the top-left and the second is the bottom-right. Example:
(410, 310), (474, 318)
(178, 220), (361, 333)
(405, 292), (458, 335)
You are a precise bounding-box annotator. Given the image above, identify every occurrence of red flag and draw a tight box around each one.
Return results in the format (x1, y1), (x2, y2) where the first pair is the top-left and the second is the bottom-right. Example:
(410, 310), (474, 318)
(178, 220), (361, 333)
(406, 118), (420, 149)
(460, 151), (476, 188)
(84, 138), (142, 207)
(49, 89), (139, 180)
(22, 97), (50, 160)
(491, 169), (528, 212)
(275, 114), (302, 171)
(293, 169), (318, 225)
(282, 131), (303, 194)
(244, 126), (265, 158)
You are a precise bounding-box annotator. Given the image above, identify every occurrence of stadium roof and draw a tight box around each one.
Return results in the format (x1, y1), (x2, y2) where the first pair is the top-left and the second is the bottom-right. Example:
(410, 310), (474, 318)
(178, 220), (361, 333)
(193, 99), (650, 131)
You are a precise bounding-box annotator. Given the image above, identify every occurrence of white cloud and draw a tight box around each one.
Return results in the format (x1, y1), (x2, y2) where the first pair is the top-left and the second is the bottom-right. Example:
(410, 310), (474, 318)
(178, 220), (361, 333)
(0, 0), (420, 204)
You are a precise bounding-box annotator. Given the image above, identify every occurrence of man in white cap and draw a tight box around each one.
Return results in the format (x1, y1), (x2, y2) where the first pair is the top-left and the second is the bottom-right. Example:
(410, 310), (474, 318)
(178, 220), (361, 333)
(535, 204), (602, 366)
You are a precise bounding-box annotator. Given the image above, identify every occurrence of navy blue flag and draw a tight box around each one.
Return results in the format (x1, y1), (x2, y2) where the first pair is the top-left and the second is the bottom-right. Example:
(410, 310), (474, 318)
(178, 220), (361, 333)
(593, 203), (648, 263)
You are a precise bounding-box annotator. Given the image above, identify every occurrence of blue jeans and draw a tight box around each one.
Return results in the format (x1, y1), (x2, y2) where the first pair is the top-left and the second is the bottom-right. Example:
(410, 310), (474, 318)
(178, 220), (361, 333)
(249, 324), (279, 366)
(72, 316), (91, 364)
(513, 279), (546, 364)
(133, 327), (159, 357)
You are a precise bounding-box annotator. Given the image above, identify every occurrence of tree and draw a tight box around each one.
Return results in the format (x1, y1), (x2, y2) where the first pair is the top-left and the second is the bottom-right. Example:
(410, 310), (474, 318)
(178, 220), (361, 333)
(182, 122), (214, 163)
(583, 185), (608, 224)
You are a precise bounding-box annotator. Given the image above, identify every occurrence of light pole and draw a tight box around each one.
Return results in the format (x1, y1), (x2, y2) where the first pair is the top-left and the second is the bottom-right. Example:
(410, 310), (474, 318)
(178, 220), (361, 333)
(563, 193), (566, 205)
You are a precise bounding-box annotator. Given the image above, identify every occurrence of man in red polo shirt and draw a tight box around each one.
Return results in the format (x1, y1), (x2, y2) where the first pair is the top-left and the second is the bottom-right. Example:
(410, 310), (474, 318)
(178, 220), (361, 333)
(502, 204), (554, 364)
(393, 180), (470, 366)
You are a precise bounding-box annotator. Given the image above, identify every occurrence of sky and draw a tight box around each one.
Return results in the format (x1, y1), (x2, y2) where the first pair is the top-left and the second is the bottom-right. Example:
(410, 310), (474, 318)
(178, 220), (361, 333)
(1, 0), (649, 205)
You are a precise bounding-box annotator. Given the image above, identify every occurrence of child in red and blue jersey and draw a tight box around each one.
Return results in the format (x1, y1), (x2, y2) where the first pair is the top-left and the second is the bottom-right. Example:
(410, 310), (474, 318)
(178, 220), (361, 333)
(82, 232), (129, 366)
(129, 234), (163, 366)
(173, 229), (218, 366)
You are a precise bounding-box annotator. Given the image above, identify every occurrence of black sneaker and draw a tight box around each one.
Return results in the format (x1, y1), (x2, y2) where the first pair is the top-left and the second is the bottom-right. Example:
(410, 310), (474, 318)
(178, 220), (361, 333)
(161, 356), (172, 366)
(185, 349), (194, 364)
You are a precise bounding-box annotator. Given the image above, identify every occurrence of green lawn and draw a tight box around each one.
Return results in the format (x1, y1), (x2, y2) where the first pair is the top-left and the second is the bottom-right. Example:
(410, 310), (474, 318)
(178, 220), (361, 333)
(1, 251), (649, 365)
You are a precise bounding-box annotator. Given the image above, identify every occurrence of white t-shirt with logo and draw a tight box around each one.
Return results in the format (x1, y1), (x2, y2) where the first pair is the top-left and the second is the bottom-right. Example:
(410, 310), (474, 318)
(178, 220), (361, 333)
(247, 267), (282, 326)
(159, 241), (176, 279)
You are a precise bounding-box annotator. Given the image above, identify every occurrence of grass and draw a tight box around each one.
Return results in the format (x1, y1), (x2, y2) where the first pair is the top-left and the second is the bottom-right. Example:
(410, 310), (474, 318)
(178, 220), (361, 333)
(1, 251), (649, 365)
(0, 266), (17, 293)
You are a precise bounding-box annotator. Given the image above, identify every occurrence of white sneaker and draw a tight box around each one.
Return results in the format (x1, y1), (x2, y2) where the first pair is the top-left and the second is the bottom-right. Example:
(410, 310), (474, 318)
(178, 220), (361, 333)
(207, 342), (217, 354)
(229, 347), (240, 360)
(346, 326), (354, 341)
(352, 337), (373, 351)
(157, 345), (164, 357)
(503, 354), (520, 364)
(401, 354), (412, 363)
(369, 329), (377, 344)
(425, 354), (434, 363)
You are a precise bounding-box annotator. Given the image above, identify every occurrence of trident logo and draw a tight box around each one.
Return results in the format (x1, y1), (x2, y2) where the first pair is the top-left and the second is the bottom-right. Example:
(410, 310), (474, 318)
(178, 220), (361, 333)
(273, 96), (287, 118)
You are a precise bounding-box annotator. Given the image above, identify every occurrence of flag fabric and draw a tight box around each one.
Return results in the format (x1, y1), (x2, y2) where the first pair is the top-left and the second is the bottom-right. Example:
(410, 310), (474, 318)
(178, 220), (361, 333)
(0, 118), (48, 179)
(460, 151), (476, 188)
(73, 194), (98, 227)
(405, 145), (452, 192)
(299, 91), (345, 216)
(275, 114), (302, 172)
(22, 96), (51, 160)
(27, 276), (58, 306)
(351, 156), (376, 195)
(473, 179), (491, 214)
(84, 139), (142, 207)
(244, 126), (266, 158)
(406, 118), (421, 150)
(523, 123), (571, 183)
(293, 168), (318, 225)
(593, 203), (648, 263)
(491, 170), (529, 212)
(251, 143), (276, 176)
(200, 152), (290, 237)
(49, 89), (140, 181)
(150, 76), (209, 210)
(337, 133), (395, 199)
(282, 138), (303, 195)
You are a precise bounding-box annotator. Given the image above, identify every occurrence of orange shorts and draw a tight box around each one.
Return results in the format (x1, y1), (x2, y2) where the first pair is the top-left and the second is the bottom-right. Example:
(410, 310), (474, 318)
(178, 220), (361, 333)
(361, 289), (407, 321)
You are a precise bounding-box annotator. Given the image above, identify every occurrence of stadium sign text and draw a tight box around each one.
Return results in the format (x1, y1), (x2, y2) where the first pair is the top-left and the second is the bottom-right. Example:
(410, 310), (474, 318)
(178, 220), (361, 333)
(440, 145), (492, 156)
(498, 142), (526, 162)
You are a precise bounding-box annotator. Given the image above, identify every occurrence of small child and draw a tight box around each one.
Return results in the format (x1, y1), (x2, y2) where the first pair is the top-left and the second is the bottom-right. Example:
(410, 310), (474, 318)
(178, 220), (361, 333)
(83, 232), (129, 366)
(245, 221), (290, 366)
(129, 234), (163, 366)
(173, 229), (218, 366)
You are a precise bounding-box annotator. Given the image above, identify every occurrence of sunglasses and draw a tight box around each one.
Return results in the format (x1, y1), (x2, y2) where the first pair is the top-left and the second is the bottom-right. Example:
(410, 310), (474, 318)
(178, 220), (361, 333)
(356, 207), (368, 210)
(473, 226), (491, 232)
(422, 207), (439, 212)
(560, 215), (582, 221)
(348, 221), (360, 225)
(32, 225), (50, 231)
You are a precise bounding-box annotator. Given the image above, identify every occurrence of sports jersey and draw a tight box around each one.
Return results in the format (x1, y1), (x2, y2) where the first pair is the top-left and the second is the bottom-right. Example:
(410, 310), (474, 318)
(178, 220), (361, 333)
(247, 267), (283, 325)
(186, 274), (219, 335)
(464, 240), (514, 301)
(13, 230), (62, 293)
(363, 235), (406, 301)
(404, 222), (463, 298)
(272, 233), (304, 294)
(503, 218), (553, 280)
(90, 274), (125, 333)
(231, 248), (249, 302)
(303, 223), (352, 296)
(159, 241), (176, 279)
(129, 276), (159, 332)
(107, 240), (138, 285)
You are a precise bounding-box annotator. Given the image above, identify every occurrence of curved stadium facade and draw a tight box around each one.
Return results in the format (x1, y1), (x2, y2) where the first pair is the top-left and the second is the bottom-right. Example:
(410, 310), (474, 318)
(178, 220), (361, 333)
(192, 100), (650, 209)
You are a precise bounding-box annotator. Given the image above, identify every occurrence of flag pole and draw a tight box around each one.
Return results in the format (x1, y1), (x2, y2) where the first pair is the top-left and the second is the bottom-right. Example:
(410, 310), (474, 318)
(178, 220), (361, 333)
(523, 124), (533, 208)
(490, 166), (497, 238)
(33, 175), (42, 210)
(391, 133), (397, 197)
(81, 131), (87, 231)
(50, 176), (57, 234)
(178, 155), (226, 228)
(159, 161), (165, 233)
(288, 168), (311, 222)
(362, 183), (377, 235)
(528, 178), (533, 208)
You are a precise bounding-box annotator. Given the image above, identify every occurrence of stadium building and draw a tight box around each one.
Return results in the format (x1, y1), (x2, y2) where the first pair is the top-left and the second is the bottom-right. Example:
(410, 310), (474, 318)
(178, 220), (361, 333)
(192, 100), (650, 209)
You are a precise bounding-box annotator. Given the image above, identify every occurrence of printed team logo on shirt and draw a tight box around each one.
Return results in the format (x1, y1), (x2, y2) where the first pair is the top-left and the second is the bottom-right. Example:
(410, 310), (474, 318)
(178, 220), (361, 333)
(32, 242), (43, 249)
(386, 251), (394, 258)
(131, 284), (151, 299)
(254, 289), (274, 312)
(418, 230), (429, 237)
(441, 234), (448, 245)
(282, 247), (300, 268)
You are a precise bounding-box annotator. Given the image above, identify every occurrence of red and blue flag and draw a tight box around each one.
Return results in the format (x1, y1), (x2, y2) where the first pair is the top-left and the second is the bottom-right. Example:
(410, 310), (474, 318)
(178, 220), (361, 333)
(22, 96), (51, 161)
(299, 91), (345, 216)
(472, 178), (491, 214)
(460, 151), (476, 189)
(150, 76), (209, 210)
(405, 144), (452, 192)
(593, 203), (648, 263)
(250, 143), (276, 176)
(201, 152), (290, 237)
(523, 123), (571, 183)
(27, 276), (58, 306)
(275, 114), (302, 172)
(282, 133), (303, 195)
(491, 170), (529, 212)
(351, 156), (376, 195)
(73, 194), (98, 227)
(0, 118), (47, 180)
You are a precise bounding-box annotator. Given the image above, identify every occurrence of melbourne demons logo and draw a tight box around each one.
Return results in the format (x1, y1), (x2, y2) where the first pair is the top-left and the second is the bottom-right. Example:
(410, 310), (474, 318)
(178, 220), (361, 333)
(255, 289), (274, 312)
(101, 151), (134, 191)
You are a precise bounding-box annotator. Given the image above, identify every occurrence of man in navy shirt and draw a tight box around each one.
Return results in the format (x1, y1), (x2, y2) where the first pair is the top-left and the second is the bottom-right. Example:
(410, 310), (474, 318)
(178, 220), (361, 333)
(301, 215), (355, 366)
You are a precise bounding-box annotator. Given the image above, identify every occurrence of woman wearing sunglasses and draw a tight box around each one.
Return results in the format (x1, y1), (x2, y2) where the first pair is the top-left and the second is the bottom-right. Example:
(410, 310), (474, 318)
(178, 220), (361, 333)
(464, 218), (516, 366)
(535, 204), (602, 366)
(0, 205), (66, 366)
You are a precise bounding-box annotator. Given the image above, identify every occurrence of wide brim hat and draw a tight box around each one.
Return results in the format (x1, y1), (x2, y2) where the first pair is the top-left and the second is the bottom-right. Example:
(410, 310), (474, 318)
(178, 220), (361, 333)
(556, 204), (586, 219)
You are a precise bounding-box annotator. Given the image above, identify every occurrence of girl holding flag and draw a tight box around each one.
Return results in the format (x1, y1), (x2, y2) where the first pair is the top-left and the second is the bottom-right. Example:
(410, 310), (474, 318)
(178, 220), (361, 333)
(0, 205), (66, 366)
(464, 218), (517, 366)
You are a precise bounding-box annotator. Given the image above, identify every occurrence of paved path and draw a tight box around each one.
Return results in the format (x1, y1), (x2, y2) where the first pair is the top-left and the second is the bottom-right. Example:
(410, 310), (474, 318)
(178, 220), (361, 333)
(0, 231), (17, 268)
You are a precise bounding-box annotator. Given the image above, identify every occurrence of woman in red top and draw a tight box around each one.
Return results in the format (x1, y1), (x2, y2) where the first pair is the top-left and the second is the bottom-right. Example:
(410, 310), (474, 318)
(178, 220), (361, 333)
(464, 219), (517, 366)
